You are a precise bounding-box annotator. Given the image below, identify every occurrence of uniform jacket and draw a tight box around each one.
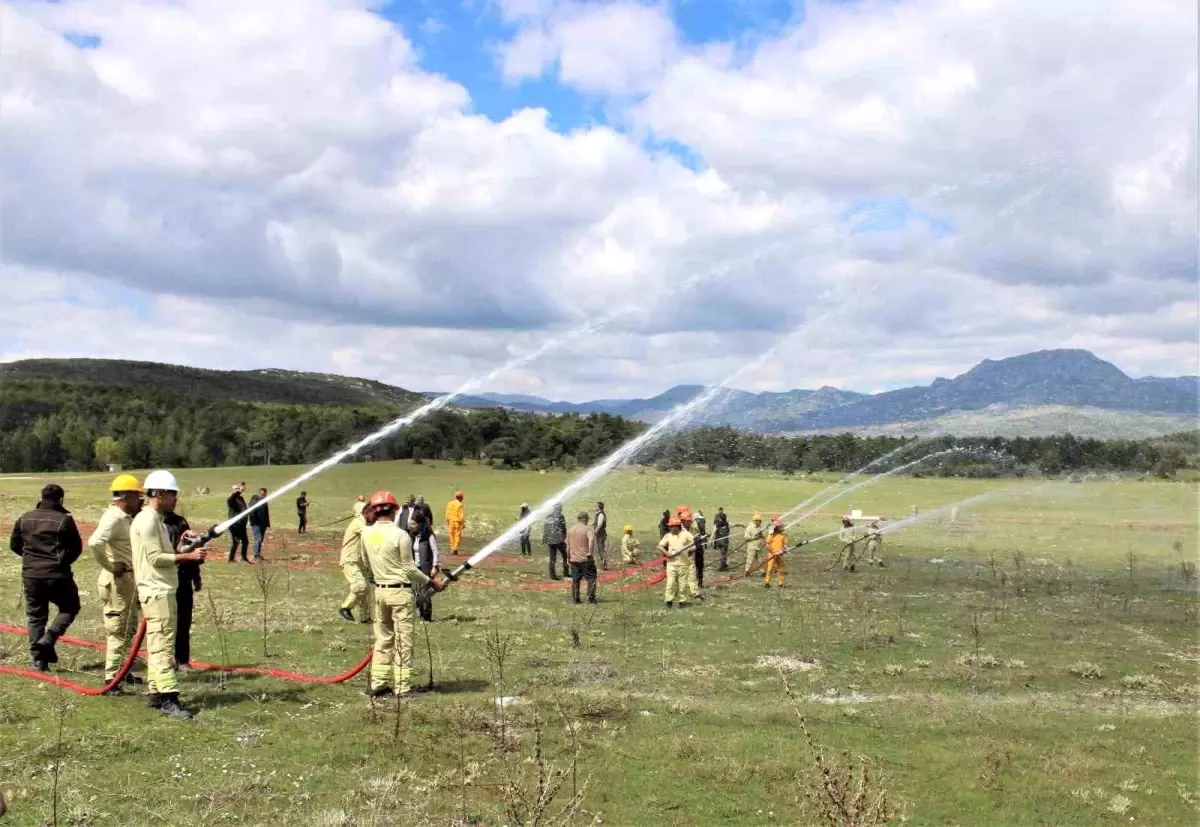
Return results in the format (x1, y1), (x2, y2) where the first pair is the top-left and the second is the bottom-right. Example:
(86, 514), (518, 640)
(9, 500), (82, 579)
(445, 499), (465, 524)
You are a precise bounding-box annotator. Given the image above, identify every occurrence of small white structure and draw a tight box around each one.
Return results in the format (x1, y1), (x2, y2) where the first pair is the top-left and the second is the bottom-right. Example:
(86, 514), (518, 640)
(106, 463), (122, 473)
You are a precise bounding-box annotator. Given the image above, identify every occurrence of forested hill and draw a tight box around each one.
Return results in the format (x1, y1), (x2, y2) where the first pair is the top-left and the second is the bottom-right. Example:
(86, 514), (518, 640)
(0, 376), (641, 473)
(0, 358), (426, 409)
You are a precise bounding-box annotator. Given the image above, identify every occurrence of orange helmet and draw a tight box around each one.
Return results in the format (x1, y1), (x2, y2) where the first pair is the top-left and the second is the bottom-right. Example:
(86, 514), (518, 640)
(667, 517), (682, 528)
(369, 491), (398, 509)
(676, 505), (693, 521)
(771, 517), (784, 527)
(454, 491), (464, 499)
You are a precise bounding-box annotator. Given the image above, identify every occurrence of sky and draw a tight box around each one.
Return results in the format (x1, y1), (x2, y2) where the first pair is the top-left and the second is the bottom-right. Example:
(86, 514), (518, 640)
(1, 0), (1196, 401)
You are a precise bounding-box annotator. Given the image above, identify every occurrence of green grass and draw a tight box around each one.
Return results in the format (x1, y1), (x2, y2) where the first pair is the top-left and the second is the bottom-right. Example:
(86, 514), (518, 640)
(0, 461), (1197, 825)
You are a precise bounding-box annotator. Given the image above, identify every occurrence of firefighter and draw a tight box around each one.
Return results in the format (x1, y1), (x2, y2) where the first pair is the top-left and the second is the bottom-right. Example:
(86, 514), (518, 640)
(837, 517), (859, 572)
(620, 525), (639, 565)
(87, 474), (144, 685)
(712, 507), (731, 571)
(9, 484), (83, 671)
(444, 491), (465, 555)
(743, 513), (766, 575)
(361, 491), (444, 698)
(763, 517), (787, 588)
(657, 517), (693, 608)
(676, 506), (701, 599)
(130, 470), (206, 718)
(864, 520), (884, 568)
(339, 502), (376, 622)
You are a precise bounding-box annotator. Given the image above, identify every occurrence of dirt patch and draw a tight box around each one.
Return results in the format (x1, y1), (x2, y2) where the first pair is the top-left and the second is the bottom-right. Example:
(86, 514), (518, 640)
(755, 655), (821, 672)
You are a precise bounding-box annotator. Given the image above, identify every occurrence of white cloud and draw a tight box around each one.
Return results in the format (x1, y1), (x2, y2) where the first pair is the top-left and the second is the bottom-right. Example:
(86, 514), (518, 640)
(498, 1), (678, 94)
(0, 0), (1195, 402)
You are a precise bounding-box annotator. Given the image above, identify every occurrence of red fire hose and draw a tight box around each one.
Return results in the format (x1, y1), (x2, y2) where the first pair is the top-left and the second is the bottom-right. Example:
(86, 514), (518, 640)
(0, 620), (146, 696)
(0, 621), (371, 693)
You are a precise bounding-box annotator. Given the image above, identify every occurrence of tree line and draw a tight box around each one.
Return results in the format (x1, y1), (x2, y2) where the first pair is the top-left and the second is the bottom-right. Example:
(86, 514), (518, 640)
(0, 378), (1195, 477)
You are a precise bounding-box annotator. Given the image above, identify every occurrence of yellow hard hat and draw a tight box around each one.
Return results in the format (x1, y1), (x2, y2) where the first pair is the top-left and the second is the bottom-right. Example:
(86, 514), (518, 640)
(623, 524), (633, 532)
(752, 513), (762, 521)
(110, 474), (143, 494)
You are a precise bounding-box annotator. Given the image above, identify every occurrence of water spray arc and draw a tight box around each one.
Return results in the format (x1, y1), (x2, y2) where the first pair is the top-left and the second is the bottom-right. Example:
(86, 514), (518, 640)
(776, 439), (927, 524)
(181, 311), (630, 550)
(430, 319), (834, 591)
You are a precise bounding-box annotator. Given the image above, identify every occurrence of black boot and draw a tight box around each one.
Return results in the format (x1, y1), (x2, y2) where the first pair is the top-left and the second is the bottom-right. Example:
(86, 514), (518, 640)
(147, 693), (163, 709)
(158, 693), (194, 719)
(339, 607), (354, 622)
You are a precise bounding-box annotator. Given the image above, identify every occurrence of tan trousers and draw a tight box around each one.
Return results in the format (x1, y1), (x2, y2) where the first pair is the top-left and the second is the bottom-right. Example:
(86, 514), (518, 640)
(341, 561), (372, 619)
(98, 571), (140, 680)
(371, 588), (415, 694)
(663, 560), (689, 605)
(141, 594), (178, 694)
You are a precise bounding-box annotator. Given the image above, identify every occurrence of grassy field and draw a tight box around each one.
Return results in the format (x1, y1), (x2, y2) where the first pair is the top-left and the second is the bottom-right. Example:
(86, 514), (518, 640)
(0, 461), (1196, 826)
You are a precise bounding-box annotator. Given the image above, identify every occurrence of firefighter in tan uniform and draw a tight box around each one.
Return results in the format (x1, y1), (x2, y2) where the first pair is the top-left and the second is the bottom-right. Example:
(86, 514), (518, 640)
(657, 517), (693, 608)
(361, 491), (444, 698)
(676, 506), (701, 600)
(743, 513), (766, 575)
(338, 504), (375, 623)
(864, 520), (884, 568)
(87, 474), (144, 685)
(837, 517), (859, 572)
(620, 525), (639, 565)
(130, 470), (206, 718)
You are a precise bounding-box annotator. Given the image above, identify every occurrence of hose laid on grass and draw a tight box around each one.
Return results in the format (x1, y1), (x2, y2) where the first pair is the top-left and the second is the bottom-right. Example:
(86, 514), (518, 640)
(0, 619), (146, 696)
(0, 621), (371, 688)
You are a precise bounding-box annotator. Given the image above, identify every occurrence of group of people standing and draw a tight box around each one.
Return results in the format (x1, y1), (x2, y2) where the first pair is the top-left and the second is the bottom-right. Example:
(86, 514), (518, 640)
(10, 474), (208, 718)
(225, 482), (271, 563)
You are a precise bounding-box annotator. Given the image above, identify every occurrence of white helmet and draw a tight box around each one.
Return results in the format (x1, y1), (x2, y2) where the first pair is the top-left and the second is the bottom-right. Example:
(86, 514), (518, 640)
(143, 470), (180, 493)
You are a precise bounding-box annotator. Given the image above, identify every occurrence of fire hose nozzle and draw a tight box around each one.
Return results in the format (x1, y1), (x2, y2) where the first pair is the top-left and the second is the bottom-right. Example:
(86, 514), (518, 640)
(182, 525), (221, 554)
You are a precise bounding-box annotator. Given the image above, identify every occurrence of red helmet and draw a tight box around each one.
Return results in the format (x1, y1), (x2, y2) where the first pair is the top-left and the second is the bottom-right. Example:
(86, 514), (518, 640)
(369, 491), (398, 509)
(772, 517), (784, 527)
(667, 517), (682, 528)
(676, 505), (693, 521)
(454, 490), (464, 499)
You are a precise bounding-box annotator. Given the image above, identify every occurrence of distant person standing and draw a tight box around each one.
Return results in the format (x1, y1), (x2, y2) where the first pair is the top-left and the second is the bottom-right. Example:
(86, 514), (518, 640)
(658, 510), (671, 539)
(743, 513), (766, 575)
(693, 508), (708, 588)
(518, 504), (533, 556)
(247, 488), (271, 562)
(10, 484), (83, 671)
(408, 514), (440, 622)
(542, 504), (568, 580)
(712, 507), (730, 571)
(593, 501), (609, 570)
(296, 492), (309, 534)
(566, 512), (598, 604)
(763, 518), (787, 588)
(414, 495), (433, 527)
(352, 495), (367, 517)
(163, 509), (201, 670)
(864, 520), (884, 568)
(444, 491), (465, 555)
(397, 495), (416, 530)
(838, 517), (859, 573)
(226, 484), (250, 563)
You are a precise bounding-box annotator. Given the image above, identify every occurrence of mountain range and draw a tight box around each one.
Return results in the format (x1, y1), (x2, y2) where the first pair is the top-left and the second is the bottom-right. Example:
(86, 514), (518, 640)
(2, 349), (1195, 438)
(429, 349), (1198, 437)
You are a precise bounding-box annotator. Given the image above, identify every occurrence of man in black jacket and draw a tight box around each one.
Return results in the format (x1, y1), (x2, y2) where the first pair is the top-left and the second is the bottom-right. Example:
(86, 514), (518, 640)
(9, 484), (83, 670)
(226, 484), (250, 562)
(713, 507), (731, 571)
(163, 511), (202, 668)
(248, 487), (271, 561)
(296, 492), (309, 534)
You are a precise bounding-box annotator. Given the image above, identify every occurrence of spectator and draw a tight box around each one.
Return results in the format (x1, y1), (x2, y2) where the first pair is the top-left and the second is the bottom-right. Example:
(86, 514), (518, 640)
(247, 488), (271, 562)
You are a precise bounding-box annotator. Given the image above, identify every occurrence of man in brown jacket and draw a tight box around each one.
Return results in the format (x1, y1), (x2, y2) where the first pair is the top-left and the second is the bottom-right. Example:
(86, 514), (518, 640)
(566, 511), (597, 605)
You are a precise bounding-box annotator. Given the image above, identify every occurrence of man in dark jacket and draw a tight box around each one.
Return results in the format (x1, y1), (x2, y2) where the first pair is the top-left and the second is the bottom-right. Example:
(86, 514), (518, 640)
(593, 501), (609, 570)
(296, 492), (309, 534)
(226, 484), (250, 562)
(413, 495), (434, 527)
(163, 511), (202, 668)
(658, 510), (671, 539)
(541, 504), (568, 580)
(713, 507), (731, 571)
(248, 488), (271, 561)
(9, 484), (83, 670)
(407, 514), (440, 622)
